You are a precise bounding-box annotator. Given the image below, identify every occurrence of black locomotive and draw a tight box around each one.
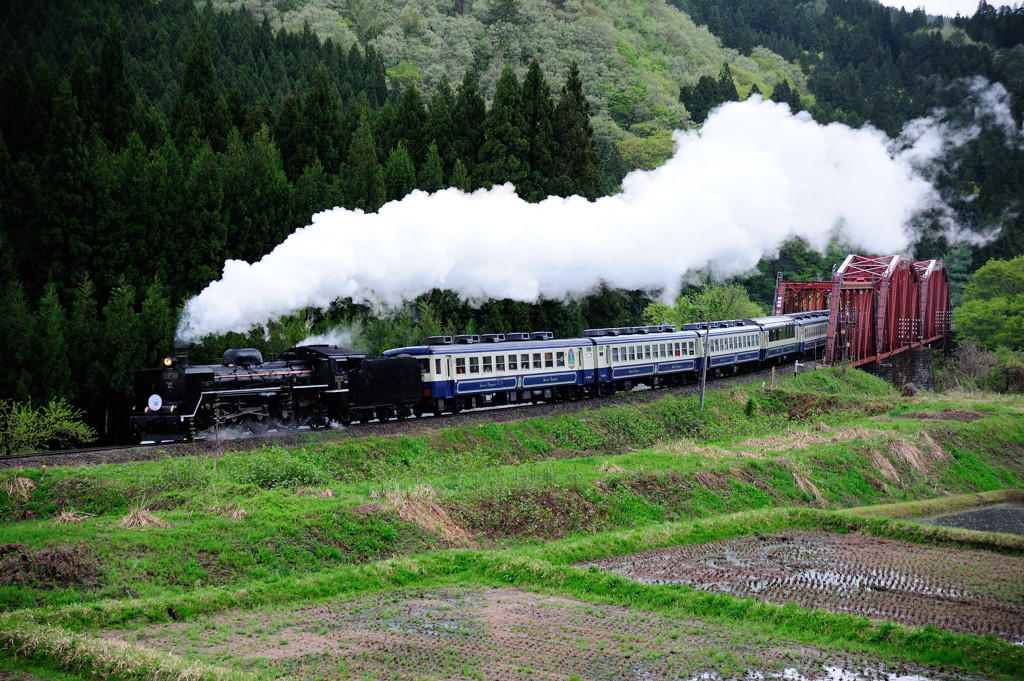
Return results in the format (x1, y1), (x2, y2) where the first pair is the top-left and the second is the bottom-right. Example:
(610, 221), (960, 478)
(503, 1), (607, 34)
(130, 345), (422, 441)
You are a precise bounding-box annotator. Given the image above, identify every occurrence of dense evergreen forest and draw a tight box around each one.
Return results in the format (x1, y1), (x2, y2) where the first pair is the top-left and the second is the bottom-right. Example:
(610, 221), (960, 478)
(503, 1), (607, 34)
(1, 0), (1023, 443)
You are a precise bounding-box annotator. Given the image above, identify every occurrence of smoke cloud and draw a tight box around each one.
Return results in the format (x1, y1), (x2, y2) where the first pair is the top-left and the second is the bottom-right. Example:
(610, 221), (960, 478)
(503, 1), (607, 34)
(177, 86), (1005, 343)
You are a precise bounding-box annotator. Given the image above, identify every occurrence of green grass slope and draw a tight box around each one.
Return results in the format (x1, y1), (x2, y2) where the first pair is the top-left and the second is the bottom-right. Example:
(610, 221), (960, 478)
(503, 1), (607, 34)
(2, 367), (1022, 679)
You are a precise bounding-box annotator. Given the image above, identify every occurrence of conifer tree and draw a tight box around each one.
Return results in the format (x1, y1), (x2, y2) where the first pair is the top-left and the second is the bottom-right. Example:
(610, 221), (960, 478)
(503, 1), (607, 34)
(0, 281), (33, 402)
(140, 279), (176, 368)
(396, 82), (427, 165)
(95, 18), (138, 149)
(374, 99), (398, 158)
(102, 280), (143, 397)
(172, 33), (231, 151)
(302, 66), (344, 173)
(41, 79), (93, 290)
(384, 141), (417, 202)
(345, 114), (385, 213)
(520, 59), (557, 202)
(425, 75), (456, 180)
(452, 69), (486, 184)
(183, 143), (226, 290)
(293, 158), (343, 225)
(770, 79), (802, 112)
(718, 63), (740, 102)
(275, 93), (308, 182)
(552, 62), (600, 200)
(418, 142), (444, 193)
(480, 65), (529, 191)
(451, 158), (472, 192)
(35, 283), (72, 405)
(68, 274), (103, 409)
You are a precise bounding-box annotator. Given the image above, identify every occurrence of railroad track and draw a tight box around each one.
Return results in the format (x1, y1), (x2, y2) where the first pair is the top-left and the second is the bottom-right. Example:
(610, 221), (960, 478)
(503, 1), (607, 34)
(1, 363), (806, 470)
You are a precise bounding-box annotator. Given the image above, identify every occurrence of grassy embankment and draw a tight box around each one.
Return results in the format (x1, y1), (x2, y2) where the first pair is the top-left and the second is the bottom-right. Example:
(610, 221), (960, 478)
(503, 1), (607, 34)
(1, 367), (1022, 679)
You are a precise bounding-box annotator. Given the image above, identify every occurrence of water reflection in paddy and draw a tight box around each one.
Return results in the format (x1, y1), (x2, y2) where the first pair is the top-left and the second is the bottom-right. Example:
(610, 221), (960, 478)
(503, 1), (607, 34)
(919, 504), (1024, 536)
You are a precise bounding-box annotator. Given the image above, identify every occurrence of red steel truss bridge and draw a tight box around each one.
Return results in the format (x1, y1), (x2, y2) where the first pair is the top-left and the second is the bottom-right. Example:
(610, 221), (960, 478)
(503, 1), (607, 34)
(773, 254), (952, 367)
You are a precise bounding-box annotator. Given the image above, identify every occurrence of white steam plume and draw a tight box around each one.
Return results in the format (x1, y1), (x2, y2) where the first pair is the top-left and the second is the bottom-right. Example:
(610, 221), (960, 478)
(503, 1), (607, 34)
(296, 328), (356, 348)
(177, 88), (1002, 343)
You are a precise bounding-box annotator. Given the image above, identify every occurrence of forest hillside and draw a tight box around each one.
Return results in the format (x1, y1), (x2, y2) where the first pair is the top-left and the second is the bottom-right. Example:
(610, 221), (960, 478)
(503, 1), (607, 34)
(1, 0), (1023, 444)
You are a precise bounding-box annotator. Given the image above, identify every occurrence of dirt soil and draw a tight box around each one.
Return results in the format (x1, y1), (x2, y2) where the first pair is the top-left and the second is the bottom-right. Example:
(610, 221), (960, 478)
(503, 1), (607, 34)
(586, 530), (1024, 643)
(101, 586), (986, 681)
(894, 409), (988, 422)
(0, 542), (99, 589)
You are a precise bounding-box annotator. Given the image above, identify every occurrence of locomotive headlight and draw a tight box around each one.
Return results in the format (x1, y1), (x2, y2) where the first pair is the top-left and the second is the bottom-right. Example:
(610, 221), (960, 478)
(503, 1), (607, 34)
(163, 357), (173, 367)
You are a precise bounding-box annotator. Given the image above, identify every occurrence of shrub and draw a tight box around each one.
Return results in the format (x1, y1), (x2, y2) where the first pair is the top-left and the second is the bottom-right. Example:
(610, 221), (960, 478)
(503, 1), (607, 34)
(0, 399), (96, 455)
(225, 446), (332, 489)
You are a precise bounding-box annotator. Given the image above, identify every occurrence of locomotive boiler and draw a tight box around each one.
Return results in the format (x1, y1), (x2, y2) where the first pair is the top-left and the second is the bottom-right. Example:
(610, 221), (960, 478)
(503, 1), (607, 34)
(130, 345), (422, 441)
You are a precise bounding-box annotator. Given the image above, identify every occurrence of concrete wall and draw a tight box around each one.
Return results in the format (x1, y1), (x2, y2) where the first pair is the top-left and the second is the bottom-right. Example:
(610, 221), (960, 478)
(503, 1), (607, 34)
(863, 347), (934, 391)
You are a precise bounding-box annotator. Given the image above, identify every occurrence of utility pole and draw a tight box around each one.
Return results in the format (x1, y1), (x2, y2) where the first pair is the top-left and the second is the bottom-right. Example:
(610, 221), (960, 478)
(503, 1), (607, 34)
(699, 322), (710, 411)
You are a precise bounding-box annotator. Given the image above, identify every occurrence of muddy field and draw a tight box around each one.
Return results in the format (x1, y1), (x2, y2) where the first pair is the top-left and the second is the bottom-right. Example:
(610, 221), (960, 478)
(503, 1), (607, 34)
(102, 586), (981, 681)
(587, 531), (1024, 643)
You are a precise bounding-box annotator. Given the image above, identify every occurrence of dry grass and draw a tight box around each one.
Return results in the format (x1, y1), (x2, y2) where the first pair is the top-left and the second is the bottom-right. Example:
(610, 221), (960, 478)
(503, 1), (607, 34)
(663, 441), (763, 459)
(52, 510), (93, 525)
(888, 437), (932, 474)
(599, 462), (628, 473)
(2, 475), (35, 500)
(919, 431), (948, 465)
(0, 616), (253, 680)
(118, 508), (171, 530)
(740, 425), (877, 454)
(209, 503), (247, 521)
(374, 485), (473, 546)
(869, 449), (903, 485)
(782, 459), (825, 506)
(296, 487), (336, 498)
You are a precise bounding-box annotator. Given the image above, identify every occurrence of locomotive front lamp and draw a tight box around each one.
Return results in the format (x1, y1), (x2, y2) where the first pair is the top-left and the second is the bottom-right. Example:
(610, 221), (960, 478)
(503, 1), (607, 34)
(163, 357), (174, 367)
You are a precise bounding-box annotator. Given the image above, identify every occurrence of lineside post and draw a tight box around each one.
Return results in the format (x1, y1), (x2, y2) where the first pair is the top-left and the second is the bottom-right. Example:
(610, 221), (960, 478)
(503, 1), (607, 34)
(699, 323), (710, 411)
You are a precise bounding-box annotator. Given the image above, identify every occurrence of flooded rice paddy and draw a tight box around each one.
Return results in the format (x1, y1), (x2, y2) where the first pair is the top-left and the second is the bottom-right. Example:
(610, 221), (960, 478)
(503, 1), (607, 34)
(102, 586), (989, 681)
(919, 504), (1024, 536)
(585, 531), (1024, 643)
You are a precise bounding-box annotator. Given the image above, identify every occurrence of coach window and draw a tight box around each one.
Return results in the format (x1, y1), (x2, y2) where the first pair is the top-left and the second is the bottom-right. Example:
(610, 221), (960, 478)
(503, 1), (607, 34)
(660, 344), (666, 358)
(483, 356), (492, 373)
(556, 351), (565, 367)
(674, 342), (681, 357)
(508, 355), (517, 370)
(523, 353), (532, 369)
(470, 357), (480, 374)
(643, 345), (650, 359)
(612, 347), (619, 362)
(496, 355), (505, 371)
(533, 352), (542, 369)
(435, 359), (443, 375)
(418, 359), (429, 374)
(629, 346), (636, 361)
(544, 352), (554, 368)
(456, 358), (466, 374)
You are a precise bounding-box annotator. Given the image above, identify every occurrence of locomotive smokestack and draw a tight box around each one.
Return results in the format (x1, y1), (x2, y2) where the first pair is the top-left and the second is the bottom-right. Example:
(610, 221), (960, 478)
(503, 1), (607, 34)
(174, 346), (189, 366)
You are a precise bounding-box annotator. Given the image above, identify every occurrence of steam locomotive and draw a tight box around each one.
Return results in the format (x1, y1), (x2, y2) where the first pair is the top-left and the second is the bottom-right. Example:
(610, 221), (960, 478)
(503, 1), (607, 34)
(131, 311), (829, 442)
(131, 345), (422, 441)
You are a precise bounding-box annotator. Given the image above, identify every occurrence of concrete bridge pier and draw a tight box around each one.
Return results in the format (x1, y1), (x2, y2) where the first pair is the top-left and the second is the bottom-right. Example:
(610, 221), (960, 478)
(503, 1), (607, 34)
(862, 347), (935, 391)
